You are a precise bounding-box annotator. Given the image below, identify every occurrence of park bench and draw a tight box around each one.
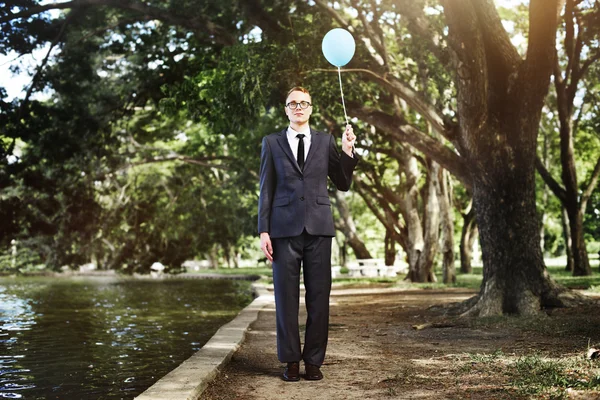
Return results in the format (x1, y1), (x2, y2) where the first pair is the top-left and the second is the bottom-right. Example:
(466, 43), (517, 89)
(347, 259), (399, 278)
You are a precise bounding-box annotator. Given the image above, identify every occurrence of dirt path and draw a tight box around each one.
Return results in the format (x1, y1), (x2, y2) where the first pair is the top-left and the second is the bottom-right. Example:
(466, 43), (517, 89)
(202, 287), (600, 400)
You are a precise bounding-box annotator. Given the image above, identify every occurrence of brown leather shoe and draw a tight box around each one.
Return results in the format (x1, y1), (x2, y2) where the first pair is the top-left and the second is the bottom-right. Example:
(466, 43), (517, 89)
(304, 363), (323, 380)
(283, 362), (300, 381)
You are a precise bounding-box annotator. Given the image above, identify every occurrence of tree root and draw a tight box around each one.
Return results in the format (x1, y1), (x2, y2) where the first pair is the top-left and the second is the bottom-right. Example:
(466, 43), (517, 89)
(442, 281), (598, 318)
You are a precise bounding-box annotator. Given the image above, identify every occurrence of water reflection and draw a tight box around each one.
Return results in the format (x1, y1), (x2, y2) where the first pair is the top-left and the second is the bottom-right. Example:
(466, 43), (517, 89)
(0, 277), (253, 399)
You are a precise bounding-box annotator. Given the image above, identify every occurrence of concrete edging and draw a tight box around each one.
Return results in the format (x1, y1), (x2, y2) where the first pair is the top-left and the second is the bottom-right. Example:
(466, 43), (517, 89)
(135, 283), (273, 400)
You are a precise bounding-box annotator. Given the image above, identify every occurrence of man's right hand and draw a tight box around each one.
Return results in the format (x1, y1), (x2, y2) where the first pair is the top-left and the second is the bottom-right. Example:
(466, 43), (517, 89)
(260, 232), (273, 262)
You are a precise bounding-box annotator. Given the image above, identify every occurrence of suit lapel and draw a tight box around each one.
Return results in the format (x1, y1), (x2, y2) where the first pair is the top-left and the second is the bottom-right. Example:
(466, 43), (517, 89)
(303, 128), (321, 172)
(275, 128), (302, 174)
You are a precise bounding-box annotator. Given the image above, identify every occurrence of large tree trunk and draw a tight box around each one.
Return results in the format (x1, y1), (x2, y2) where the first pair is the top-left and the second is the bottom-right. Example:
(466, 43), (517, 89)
(460, 208), (477, 274)
(336, 236), (348, 268)
(332, 191), (372, 259)
(408, 160), (439, 282)
(561, 208), (574, 272)
(439, 169), (456, 283)
(208, 245), (219, 269)
(470, 155), (565, 316)
(443, 0), (581, 316)
(384, 228), (396, 266)
(404, 155), (437, 282)
(566, 207), (591, 276)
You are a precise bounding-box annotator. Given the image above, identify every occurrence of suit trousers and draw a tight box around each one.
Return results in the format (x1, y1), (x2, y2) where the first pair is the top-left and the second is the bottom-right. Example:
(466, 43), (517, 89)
(271, 230), (332, 366)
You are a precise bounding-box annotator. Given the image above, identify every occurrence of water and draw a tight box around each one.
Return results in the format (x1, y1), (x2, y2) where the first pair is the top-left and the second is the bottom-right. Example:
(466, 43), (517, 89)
(0, 276), (253, 399)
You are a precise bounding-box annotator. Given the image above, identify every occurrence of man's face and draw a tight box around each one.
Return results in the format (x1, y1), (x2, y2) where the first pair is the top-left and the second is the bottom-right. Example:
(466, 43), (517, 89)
(285, 90), (312, 126)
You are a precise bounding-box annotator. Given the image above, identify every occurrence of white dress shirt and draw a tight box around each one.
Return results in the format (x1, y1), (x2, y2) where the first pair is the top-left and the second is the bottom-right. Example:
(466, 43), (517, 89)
(286, 125), (311, 163)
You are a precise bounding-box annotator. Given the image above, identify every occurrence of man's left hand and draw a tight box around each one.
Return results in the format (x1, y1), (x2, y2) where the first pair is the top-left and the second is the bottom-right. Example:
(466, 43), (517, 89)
(342, 124), (356, 156)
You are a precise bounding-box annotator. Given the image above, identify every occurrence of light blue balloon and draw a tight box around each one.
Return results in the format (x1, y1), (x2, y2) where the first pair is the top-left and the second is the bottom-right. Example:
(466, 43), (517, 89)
(322, 28), (355, 67)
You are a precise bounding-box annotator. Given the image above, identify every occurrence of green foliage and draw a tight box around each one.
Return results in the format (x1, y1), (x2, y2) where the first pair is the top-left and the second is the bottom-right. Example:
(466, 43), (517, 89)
(467, 350), (505, 364)
(510, 355), (600, 397)
(0, 243), (43, 274)
(2, 0), (600, 277)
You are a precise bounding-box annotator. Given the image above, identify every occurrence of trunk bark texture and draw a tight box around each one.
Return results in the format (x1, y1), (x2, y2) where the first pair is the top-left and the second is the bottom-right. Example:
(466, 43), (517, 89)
(404, 155), (437, 282)
(439, 169), (456, 283)
(472, 156), (562, 316)
(561, 208), (574, 272)
(384, 228), (396, 266)
(417, 160), (440, 282)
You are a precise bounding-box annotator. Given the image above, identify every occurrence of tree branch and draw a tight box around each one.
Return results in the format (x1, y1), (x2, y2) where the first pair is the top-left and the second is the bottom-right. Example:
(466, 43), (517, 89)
(350, 0), (388, 67)
(347, 103), (471, 186)
(312, 0), (351, 30)
(392, 1), (450, 66)
(311, 67), (449, 139)
(521, 0), (566, 105)
(354, 176), (406, 244)
(472, 0), (522, 68)
(535, 156), (567, 203)
(1, 0), (237, 46)
(574, 52), (600, 84)
(580, 156), (600, 212)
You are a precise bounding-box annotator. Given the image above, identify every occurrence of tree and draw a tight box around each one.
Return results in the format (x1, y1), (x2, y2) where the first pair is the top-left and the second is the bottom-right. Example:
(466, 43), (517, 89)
(441, 0), (578, 315)
(535, 0), (600, 276)
(316, 0), (593, 313)
(0, 1), (257, 271)
(2, 0), (595, 314)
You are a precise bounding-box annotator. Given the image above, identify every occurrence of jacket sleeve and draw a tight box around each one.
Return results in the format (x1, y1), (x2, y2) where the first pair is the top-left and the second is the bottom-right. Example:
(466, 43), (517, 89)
(327, 134), (359, 192)
(258, 136), (275, 234)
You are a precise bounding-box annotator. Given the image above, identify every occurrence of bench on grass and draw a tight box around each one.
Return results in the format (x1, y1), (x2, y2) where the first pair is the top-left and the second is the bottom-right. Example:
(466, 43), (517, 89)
(347, 259), (399, 278)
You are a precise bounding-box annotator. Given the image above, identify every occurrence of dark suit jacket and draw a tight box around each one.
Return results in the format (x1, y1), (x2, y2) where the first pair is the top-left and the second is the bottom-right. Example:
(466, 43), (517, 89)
(258, 127), (359, 238)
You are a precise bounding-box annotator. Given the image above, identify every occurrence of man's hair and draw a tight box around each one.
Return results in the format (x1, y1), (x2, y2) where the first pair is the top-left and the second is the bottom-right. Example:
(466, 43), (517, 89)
(286, 86), (310, 99)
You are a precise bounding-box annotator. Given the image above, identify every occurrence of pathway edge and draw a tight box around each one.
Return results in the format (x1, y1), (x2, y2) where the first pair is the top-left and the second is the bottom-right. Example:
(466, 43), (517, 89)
(135, 283), (272, 400)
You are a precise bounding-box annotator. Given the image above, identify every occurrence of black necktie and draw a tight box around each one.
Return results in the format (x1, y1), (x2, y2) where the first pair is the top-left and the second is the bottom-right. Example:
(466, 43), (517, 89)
(296, 134), (305, 170)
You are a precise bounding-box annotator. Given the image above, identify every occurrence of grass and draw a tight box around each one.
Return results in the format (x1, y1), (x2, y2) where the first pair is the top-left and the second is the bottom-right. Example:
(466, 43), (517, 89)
(589, 285), (600, 293)
(468, 349), (505, 364)
(456, 352), (600, 398)
(510, 354), (600, 397)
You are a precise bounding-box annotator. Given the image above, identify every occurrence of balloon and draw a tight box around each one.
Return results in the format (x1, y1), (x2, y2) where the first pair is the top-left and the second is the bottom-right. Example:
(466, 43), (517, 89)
(322, 28), (355, 67)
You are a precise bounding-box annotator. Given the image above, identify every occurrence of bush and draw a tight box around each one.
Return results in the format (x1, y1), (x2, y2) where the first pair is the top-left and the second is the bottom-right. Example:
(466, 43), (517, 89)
(0, 244), (45, 274)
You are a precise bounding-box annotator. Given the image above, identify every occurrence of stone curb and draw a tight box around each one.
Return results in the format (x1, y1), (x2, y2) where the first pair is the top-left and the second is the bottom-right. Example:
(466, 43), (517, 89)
(135, 283), (273, 400)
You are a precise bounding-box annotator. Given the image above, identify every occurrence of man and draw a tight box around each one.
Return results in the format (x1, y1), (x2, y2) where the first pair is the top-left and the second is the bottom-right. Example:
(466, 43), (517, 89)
(258, 86), (358, 381)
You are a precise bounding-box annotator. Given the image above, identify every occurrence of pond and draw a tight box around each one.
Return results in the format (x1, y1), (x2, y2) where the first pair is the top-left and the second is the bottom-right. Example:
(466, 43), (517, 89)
(0, 276), (254, 399)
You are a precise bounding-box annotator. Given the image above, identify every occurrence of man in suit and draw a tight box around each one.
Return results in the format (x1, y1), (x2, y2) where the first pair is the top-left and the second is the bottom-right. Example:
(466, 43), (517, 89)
(258, 86), (358, 381)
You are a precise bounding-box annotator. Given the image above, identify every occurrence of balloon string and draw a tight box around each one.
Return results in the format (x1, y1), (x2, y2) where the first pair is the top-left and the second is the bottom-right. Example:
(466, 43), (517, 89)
(338, 66), (349, 125)
(338, 66), (355, 153)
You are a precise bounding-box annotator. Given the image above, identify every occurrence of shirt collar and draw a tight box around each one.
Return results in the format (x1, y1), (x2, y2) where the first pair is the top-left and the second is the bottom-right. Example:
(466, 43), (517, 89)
(287, 125), (311, 138)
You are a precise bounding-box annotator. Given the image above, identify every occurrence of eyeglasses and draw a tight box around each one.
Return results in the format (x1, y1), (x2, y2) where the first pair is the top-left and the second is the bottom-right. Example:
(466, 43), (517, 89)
(286, 101), (312, 110)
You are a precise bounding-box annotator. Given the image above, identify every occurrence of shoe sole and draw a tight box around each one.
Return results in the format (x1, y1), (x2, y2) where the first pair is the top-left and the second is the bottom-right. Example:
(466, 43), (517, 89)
(304, 375), (323, 381)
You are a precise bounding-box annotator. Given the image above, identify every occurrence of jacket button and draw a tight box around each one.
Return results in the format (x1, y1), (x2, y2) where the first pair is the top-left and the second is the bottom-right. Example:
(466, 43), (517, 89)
(300, 197), (305, 201)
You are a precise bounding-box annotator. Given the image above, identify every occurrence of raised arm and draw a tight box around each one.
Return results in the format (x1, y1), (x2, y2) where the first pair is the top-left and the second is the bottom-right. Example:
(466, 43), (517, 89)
(328, 129), (358, 191)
